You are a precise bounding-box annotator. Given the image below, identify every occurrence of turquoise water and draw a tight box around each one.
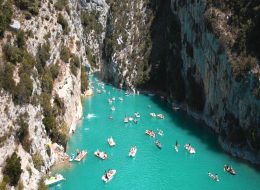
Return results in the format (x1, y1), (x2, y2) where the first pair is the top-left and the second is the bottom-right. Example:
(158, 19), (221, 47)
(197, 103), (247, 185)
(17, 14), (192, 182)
(51, 79), (260, 190)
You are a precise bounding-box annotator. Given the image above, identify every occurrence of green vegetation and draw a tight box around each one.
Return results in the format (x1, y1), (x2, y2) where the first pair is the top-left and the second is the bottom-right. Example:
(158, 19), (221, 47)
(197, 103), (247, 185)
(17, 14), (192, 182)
(86, 47), (96, 67)
(36, 42), (50, 74)
(38, 177), (48, 190)
(60, 45), (70, 63)
(70, 54), (80, 76)
(0, 62), (16, 95)
(0, 0), (13, 37)
(41, 70), (54, 93)
(80, 10), (102, 34)
(16, 30), (26, 48)
(54, 0), (68, 11)
(3, 44), (23, 64)
(32, 152), (43, 171)
(16, 113), (31, 152)
(81, 67), (88, 93)
(49, 63), (60, 79)
(14, 73), (33, 105)
(57, 13), (69, 35)
(14, 0), (40, 15)
(3, 152), (22, 186)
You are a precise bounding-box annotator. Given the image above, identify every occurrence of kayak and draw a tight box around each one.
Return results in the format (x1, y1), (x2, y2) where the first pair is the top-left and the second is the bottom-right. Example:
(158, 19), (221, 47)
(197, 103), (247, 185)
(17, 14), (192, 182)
(155, 140), (162, 149)
(224, 165), (236, 175)
(102, 170), (116, 183)
(108, 137), (116, 147)
(175, 145), (178, 152)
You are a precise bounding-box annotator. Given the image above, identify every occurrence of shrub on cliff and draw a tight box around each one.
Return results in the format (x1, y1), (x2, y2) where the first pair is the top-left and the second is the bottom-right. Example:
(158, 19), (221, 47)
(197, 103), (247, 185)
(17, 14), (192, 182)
(36, 42), (50, 73)
(60, 45), (70, 63)
(32, 152), (44, 171)
(16, 113), (31, 152)
(0, 62), (16, 95)
(0, 0), (13, 38)
(49, 63), (60, 79)
(3, 44), (24, 64)
(41, 69), (54, 93)
(3, 152), (22, 186)
(16, 30), (26, 48)
(57, 14), (69, 35)
(81, 67), (88, 93)
(14, 0), (40, 15)
(70, 54), (80, 76)
(54, 0), (68, 11)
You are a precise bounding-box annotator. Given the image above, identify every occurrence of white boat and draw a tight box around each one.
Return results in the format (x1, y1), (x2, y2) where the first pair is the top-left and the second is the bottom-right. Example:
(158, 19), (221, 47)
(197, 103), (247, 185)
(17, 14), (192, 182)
(44, 174), (65, 186)
(111, 106), (115, 111)
(118, 97), (123, 101)
(157, 114), (165, 119)
(96, 89), (101, 94)
(208, 172), (219, 182)
(124, 117), (129, 123)
(135, 112), (140, 118)
(174, 145), (179, 152)
(94, 150), (108, 160)
(112, 97), (116, 101)
(157, 129), (164, 136)
(185, 144), (196, 154)
(74, 150), (87, 162)
(108, 99), (113, 104)
(129, 146), (137, 157)
(129, 116), (133, 121)
(145, 130), (156, 138)
(150, 113), (156, 117)
(108, 137), (116, 147)
(102, 169), (116, 183)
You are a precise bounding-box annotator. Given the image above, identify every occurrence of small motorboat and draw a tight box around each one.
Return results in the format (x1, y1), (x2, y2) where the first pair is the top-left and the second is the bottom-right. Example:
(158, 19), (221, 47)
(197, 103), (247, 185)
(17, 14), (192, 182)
(157, 129), (164, 136)
(74, 150), (87, 162)
(224, 165), (236, 175)
(112, 97), (116, 101)
(124, 117), (129, 123)
(96, 89), (101, 94)
(185, 144), (196, 154)
(174, 145), (179, 152)
(108, 99), (113, 104)
(108, 137), (116, 147)
(118, 97), (123, 101)
(129, 116), (133, 121)
(44, 174), (65, 186)
(135, 112), (140, 118)
(150, 113), (156, 117)
(102, 169), (116, 183)
(94, 150), (108, 160)
(157, 114), (165, 119)
(155, 140), (162, 149)
(145, 130), (156, 138)
(134, 119), (138, 124)
(208, 172), (219, 182)
(129, 146), (137, 157)
(69, 154), (75, 162)
(111, 106), (115, 111)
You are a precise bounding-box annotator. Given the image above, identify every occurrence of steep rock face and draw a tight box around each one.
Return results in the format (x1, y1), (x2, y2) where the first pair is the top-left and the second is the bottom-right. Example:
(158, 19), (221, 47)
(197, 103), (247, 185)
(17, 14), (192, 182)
(101, 0), (153, 89)
(0, 0), (87, 188)
(168, 0), (260, 164)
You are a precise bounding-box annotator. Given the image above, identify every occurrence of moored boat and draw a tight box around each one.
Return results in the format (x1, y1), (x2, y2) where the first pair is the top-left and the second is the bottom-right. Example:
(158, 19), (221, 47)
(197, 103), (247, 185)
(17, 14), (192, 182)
(155, 140), (162, 149)
(208, 172), (219, 182)
(74, 150), (87, 162)
(157, 114), (165, 119)
(145, 130), (156, 138)
(111, 106), (115, 111)
(135, 112), (140, 118)
(129, 116), (133, 121)
(185, 144), (196, 154)
(129, 146), (137, 157)
(94, 150), (108, 160)
(224, 165), (236, 175)
(150, 113), (156, 117)
(124, 117), (129, 123)
(44, 174), (65, 186)
(102, 169), (116, 183)
(108, 137), (116, 147)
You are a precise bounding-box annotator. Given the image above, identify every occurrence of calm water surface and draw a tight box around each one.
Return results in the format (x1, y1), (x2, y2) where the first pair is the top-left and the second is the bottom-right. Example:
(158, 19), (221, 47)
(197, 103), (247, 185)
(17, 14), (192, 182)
(50, 78), (260, 190)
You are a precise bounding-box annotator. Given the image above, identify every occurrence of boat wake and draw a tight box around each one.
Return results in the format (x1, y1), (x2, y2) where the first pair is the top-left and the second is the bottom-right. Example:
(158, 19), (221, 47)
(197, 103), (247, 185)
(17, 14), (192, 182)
(86, 114), (96, 119)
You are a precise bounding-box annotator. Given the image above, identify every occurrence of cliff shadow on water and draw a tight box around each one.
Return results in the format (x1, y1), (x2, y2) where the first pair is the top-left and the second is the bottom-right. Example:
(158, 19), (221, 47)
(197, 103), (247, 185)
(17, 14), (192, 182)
(149, 95), (260, 173)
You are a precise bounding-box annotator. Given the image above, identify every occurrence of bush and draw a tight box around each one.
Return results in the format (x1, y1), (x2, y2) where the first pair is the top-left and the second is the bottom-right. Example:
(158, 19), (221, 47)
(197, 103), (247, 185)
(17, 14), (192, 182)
(60, 45), (70, 63)
(0, 0), (13, 38)
(36, 43), (50, 72)
(81, 67), (88, 93)
(54, 0), (68, 11)
(80, 10), (102, 34)
(16, 113), (31, 152)
(3, 152), (22, 186)
(41, 69), (53, 93)
(13, 73), (33, 105)
(49, 63), (60, 79)
(70, 55), (80, 76)
(57, 14), (69, 34)
(32, 152), (43, 171)
(19, 51), (36, 75)
(0, 62), (16, 94)
(38, 177), (48, 190)
(40, 93), (52, 117)
(54, 95), (65, 115)
(14, 0), (40, 15)
(3, 44), (24, 64)
(16, 30), (26, 48)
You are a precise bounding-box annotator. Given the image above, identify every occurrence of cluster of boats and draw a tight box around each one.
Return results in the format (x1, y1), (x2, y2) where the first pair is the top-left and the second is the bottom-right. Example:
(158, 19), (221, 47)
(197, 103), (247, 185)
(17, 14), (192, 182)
(208, 165), (236, 182)
(185, 144), (196, 154)
(150, 113), (165, 119)
(123, 112), (140, 124)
